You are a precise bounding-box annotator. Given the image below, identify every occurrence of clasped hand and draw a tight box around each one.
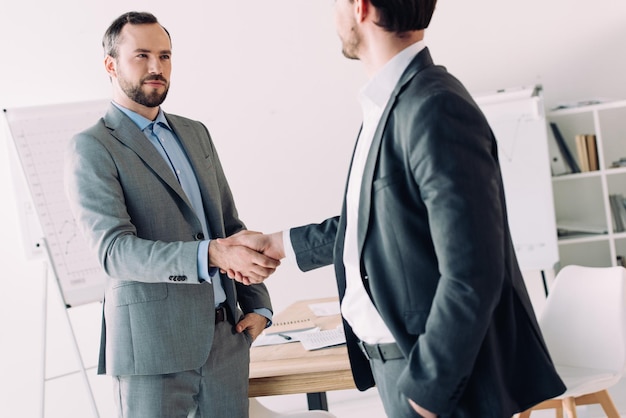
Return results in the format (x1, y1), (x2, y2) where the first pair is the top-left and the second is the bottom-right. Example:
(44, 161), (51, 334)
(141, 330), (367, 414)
(210, 230), (285, 285)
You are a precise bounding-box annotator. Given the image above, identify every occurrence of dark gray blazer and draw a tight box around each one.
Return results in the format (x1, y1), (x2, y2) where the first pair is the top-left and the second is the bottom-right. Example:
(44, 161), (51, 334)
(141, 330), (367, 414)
(290, 48), (565, 417)
(65, 104), (271, 376)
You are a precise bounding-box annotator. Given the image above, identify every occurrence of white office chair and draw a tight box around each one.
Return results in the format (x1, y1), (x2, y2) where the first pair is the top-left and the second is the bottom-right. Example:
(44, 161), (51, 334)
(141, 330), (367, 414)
(249, 398), (337, 418)
(518, 265), (626, 418)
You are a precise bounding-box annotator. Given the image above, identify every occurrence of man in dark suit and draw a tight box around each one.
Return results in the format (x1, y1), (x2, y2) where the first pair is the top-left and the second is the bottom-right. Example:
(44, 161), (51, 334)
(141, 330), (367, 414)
(222, 1), (566, 416)
(64, 11), (279, 417)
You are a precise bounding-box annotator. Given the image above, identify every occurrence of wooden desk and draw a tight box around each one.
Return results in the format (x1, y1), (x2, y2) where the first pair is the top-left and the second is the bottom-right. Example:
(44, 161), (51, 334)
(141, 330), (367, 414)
(248, 297), (356, 410)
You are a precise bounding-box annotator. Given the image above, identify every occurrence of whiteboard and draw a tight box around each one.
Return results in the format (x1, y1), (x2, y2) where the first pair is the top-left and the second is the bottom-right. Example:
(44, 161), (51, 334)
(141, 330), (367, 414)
(474, 86), (559, 271)
(4, 100), (109, 307)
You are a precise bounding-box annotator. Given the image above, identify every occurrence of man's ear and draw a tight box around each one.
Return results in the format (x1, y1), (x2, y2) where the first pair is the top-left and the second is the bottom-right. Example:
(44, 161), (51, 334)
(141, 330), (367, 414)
(354, 0), (369, 23)
(104, 55), (116, 78)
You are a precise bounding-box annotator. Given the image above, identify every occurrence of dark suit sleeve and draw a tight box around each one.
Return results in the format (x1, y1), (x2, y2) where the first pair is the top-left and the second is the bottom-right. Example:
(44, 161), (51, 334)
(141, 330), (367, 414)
(235, 281), (271, 314)
(290, 216), (339, 271)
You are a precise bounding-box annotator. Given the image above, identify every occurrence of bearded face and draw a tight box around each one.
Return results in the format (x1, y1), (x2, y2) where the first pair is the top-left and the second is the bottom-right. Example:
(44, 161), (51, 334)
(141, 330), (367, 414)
(105, 22), (172, 114)
(335, 0), (361, 60)
(118, 70), (169, 108)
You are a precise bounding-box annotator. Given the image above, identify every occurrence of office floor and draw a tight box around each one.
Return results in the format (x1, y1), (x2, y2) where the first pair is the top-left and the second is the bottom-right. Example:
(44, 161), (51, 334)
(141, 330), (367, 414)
(255, 378), (626, 417)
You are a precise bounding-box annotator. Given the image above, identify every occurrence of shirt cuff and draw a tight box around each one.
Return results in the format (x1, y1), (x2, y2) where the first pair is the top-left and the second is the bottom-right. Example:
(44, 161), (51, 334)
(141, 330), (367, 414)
(253, 308), (274, 328)
(198, 240), (217, 283)
(282, 229), (296, 263)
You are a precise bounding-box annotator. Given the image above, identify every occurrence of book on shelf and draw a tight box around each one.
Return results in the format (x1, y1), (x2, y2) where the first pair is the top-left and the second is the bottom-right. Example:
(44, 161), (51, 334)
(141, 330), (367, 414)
(611, 157), (626, 168)
(609, 193), (626, 233)
(549, 122), (580, 174)
(620, 194), (626, 229)
(547, 124), (571, 176)
(585, 134), (599, 171)
(610, 194), (624, 232)
(575, 134), (590, 172)
(575, 134), (598, 172)
(556, 220), (608, 236)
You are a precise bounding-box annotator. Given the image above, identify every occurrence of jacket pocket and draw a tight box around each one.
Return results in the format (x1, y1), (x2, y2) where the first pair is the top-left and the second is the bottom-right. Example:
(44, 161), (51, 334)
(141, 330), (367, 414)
(404, 310), (428, 335)
(111, 282), (168, 306)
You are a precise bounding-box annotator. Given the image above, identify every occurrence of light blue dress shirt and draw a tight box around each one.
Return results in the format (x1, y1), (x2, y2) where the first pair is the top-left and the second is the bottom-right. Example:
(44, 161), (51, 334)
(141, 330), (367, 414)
(113, 103), (272, 322)
(113, 103), (226, 307)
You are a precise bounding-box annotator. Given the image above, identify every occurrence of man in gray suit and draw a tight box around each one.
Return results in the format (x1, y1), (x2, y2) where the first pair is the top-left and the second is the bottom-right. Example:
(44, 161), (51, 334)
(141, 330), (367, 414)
(222, 0), (566, 417)
(64, 11), (278, 418)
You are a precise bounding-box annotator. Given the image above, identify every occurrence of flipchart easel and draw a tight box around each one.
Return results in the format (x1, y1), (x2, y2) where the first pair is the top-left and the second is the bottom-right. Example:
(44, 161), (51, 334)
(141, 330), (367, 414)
(4, 100), (110, 417)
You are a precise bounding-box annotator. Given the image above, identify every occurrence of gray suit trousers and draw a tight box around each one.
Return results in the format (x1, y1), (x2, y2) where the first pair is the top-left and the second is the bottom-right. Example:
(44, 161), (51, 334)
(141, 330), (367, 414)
(112, 321), (252, 418)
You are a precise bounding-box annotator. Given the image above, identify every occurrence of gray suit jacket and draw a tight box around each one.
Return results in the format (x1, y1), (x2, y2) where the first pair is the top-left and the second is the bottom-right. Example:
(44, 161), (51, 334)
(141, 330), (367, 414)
(289, 49), (565, 417)
(65, 103), (271, 376)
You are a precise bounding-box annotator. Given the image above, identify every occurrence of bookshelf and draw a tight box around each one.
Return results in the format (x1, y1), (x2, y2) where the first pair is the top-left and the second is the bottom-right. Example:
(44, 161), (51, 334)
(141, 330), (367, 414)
(548, 99), (626, 270)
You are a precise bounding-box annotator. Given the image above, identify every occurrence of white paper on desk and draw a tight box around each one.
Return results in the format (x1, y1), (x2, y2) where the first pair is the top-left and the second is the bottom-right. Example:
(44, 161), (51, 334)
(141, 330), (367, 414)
(308, 301), (341, 317)
(252, 327), (320, 347)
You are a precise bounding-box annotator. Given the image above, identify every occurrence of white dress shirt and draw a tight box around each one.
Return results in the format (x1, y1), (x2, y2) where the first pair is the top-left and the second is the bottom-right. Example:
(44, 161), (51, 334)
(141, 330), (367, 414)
(286, 41), (426, 344)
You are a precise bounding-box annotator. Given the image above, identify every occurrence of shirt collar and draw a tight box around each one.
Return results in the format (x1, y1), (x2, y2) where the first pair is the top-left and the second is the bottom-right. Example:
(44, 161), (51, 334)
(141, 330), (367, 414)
(359, 40), (426, 110)
(111, 101), (171, 132)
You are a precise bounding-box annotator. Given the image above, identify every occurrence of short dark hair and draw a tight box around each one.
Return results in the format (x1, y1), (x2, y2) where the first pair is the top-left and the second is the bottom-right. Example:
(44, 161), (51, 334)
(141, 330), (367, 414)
(369, 0), (437, 33)
(102, 11), (171, 58)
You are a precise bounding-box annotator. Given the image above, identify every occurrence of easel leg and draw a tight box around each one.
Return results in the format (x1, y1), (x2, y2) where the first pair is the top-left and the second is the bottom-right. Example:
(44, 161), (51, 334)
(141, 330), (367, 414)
(40, 262), (48, 418)
(61, 296), (100, 417)
(42, 262), (100, 418)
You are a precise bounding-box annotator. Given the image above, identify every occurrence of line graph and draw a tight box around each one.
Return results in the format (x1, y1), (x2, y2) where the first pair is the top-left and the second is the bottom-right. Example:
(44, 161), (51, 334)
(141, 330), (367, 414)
(5, 100), (109, 306)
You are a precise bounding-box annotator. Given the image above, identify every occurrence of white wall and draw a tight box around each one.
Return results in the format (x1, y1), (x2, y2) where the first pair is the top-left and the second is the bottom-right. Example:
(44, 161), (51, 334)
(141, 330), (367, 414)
(1, 1), (624, 416)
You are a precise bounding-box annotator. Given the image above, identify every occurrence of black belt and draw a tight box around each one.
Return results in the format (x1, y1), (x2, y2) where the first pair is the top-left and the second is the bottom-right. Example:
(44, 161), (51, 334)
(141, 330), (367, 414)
(215, 305), (227, 324)
(358, 341), (404, 361)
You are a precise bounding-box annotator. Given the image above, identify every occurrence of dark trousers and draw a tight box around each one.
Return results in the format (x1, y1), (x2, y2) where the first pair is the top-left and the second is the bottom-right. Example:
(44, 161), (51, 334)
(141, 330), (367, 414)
(369, 356), (422, 418)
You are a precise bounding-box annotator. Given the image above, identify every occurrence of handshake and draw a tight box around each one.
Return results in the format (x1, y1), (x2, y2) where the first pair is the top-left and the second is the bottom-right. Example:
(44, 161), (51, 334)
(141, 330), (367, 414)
(209, 230), (285, 285)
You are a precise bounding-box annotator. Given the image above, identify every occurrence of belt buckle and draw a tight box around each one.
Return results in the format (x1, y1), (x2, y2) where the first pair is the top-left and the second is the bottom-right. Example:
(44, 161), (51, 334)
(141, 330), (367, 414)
(215, 305), (226, 323)
(357, 341), (374, 360)
(358, 341), (393, 361)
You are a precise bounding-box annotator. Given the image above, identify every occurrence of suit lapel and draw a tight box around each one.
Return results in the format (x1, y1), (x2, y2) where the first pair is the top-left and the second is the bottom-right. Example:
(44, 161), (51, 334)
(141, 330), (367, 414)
(356, 48), (434, 256)
(104, 105), (193, 210)
(166, 115), (226, 239)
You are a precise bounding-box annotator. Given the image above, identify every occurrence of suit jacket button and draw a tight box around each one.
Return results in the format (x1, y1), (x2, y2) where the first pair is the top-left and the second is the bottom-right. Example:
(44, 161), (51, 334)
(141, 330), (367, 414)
(195, 232), (205, 240)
